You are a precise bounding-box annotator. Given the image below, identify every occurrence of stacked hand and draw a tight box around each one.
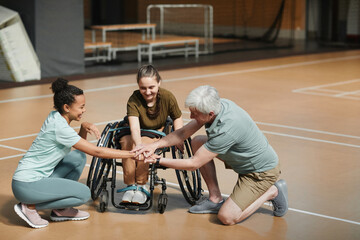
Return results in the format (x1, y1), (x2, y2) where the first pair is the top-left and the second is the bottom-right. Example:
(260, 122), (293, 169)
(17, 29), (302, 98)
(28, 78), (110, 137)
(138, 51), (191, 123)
(132, 144), (160, 163)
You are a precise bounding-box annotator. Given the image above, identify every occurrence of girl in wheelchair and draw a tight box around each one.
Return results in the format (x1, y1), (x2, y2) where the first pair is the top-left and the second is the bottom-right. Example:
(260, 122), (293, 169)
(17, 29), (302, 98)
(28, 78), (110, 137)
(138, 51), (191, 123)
(119, 64), (183, 204)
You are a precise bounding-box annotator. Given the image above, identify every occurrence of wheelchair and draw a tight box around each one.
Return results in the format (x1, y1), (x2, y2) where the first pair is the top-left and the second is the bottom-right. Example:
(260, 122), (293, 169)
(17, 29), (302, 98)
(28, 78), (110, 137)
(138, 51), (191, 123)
(86, 117), (203, 214)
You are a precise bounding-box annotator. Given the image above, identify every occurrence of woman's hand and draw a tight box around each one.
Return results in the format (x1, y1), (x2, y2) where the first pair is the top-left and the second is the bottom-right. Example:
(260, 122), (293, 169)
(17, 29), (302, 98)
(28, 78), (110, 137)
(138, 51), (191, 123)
(131, 143), (158, 158)
(144, 154), (161, 164)
(133, 151), (160, 164)
(80, 122), (101, 140)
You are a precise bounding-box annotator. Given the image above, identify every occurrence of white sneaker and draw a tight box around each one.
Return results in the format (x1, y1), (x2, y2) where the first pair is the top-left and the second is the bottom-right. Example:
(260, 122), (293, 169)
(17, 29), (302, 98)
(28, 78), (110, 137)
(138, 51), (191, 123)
(14, 203), (49, 228)
(121, 186), (136, 203)
(50, 208), (90, 221)
(132, 185), (149, 204)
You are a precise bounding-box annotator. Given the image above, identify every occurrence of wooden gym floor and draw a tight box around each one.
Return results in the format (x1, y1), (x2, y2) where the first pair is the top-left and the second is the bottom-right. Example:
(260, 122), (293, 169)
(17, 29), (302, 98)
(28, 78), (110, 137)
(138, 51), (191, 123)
(0, 50), (359, 239)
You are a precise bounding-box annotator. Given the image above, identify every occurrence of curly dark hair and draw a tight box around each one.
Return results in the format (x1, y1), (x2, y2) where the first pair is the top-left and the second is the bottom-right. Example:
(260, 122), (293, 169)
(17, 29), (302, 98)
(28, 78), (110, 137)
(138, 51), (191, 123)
(51, 78), (83, 114)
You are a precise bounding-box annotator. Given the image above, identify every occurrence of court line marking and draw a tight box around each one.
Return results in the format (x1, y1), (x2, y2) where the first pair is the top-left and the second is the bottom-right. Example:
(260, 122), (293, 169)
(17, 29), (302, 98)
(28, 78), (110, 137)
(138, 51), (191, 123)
(291, 91), (360, 100)
(293, 79), (360, 92)
(262, 131), (360, 148)
(0, 153), (25, 160)
(256, 121), (360, 140)
(0, 144), (27, 152)
(182, 111), (360, 140)
(1, 116), (360, 161)
(293, 79), (360, 100)
(1, 55), (360, 104)
(0, 119), (120, 142)
(85, 164), (360, 226)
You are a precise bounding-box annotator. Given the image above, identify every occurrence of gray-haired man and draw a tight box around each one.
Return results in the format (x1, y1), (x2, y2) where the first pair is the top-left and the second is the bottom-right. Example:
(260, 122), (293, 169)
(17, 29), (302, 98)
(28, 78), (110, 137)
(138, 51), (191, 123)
(134, 85), (288, 225)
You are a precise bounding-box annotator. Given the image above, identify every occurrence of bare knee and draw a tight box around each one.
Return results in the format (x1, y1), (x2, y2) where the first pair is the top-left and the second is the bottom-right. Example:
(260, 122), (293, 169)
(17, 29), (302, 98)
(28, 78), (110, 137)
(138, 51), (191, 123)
(217, 197), (243, 225)
(217, 213), (237, 226)
(120, 135), (133, 150)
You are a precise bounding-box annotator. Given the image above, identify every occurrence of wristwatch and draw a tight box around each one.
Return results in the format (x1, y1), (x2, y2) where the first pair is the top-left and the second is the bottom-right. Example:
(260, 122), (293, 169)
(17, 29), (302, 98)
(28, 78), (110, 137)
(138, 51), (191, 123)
(155, 158), (161, 167)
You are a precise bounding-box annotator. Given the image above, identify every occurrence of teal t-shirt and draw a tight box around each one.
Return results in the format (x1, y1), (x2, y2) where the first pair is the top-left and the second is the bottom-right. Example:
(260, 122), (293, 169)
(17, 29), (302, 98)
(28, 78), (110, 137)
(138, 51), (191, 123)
(13, 111), (81, 182)
(204, 99), (278, 174)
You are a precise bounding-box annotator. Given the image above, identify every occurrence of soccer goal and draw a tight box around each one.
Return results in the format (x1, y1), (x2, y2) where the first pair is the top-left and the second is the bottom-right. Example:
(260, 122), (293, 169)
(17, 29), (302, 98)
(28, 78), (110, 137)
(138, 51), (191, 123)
(146, 4), (213, 54)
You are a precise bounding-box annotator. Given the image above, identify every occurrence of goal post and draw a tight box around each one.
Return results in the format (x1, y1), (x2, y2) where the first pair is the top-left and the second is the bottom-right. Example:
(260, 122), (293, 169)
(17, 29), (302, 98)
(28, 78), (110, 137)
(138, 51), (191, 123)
(146, 4), (213, 54)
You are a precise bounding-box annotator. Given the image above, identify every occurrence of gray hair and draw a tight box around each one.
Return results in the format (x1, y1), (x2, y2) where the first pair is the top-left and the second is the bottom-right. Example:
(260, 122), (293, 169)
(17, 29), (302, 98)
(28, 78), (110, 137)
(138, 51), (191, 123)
(185, 85), (221, 114)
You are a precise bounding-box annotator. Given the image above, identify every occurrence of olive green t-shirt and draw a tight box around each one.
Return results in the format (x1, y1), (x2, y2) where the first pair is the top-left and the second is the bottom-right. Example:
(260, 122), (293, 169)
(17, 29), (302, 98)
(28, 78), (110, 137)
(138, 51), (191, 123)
(127, 88), (182, 129)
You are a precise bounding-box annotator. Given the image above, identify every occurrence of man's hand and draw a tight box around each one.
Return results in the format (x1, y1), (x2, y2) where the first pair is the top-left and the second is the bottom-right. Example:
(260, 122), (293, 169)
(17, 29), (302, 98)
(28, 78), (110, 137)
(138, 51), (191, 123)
(174, 142), (184, 153)
(144, 154), (161, 164)
(133, 151), (159, 164)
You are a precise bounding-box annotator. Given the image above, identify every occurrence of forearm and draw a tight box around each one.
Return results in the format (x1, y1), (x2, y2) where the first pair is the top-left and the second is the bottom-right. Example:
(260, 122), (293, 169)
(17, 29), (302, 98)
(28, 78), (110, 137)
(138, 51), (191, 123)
(149, 145), (217, 172)
(73, 138), (134, 159)
(131, 129), (142, 146)
(96, 147), (134, 159)
(173, 117), (183, 130)
(158, 120), (200, 147)
(153, 131), (184, 149)
(129, 116), (142, 146)
(78, 125), (88, 139)
(158, 157), (199, 171)
(78, 122), (100, 140)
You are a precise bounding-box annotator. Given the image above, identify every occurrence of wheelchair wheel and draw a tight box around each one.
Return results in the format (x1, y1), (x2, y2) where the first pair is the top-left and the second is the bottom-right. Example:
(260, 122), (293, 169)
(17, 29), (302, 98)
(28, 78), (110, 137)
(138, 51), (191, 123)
(99, 189), (109, 213)
(86, 123), (112, 188)
(87, 122), (116, 200)
(91, 160), (112, 200)
(158, 193), (168, 214)
(173, 138), (202, 205)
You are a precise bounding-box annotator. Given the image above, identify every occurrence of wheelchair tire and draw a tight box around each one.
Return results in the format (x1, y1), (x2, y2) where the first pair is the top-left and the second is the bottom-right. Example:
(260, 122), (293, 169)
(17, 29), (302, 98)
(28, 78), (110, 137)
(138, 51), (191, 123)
(99, 189), (109, 213)
(87, 122), (116, 200)
(173, 138), (202, 205)
(158, 193), (168, 214)
(86, 123), (112, 188)
(99, 202), (106, 213)
(91, 159), (112, 200)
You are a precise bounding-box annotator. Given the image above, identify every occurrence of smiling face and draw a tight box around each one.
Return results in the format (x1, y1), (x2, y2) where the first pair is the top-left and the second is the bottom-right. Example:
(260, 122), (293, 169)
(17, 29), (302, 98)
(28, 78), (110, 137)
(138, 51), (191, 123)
(63, 94), (86, 123)
(189, 107), (215, 125)
(138, 76), (160, 106)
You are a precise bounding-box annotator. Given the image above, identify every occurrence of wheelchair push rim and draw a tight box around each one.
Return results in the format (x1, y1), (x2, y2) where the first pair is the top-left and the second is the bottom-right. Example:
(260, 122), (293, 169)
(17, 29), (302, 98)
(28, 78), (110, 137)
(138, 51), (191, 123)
(173, 138), (202, 205)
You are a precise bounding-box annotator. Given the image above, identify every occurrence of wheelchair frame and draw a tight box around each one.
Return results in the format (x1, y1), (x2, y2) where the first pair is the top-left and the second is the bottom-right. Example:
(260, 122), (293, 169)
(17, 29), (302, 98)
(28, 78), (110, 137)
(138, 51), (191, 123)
(86, 118), (202, 214)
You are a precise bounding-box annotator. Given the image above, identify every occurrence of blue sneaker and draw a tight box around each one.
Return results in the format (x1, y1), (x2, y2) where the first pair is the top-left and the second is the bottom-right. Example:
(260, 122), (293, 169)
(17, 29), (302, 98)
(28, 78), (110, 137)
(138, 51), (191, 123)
(189, 198), (224, 214)
(271, 179), (288, 217)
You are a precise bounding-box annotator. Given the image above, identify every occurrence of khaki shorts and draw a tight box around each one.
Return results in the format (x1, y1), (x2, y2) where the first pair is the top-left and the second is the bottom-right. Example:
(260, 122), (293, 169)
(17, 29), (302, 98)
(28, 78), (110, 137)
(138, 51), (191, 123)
(230, 163), (281, 211)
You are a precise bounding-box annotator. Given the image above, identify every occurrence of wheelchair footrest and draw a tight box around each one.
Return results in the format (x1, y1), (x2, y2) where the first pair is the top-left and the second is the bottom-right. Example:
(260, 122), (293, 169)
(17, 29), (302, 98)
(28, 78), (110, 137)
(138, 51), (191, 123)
(119, 202), (149, 210)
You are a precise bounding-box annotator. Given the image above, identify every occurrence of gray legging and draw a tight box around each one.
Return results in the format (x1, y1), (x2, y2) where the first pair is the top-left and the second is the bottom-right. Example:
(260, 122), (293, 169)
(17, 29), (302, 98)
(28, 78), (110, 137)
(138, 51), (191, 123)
(12, 150), (90, 210)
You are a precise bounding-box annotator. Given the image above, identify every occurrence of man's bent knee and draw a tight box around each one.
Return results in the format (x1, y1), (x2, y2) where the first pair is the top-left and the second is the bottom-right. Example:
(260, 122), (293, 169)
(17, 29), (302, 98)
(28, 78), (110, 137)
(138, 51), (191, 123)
(217, 212), (237, 226)
(217, 197), (243, 225)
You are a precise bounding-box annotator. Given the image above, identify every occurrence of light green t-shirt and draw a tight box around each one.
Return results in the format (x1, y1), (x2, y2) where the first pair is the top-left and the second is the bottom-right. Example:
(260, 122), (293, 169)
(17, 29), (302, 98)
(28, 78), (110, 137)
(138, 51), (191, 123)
(204, 99), (278, 174)
(13, 111), (81, 182)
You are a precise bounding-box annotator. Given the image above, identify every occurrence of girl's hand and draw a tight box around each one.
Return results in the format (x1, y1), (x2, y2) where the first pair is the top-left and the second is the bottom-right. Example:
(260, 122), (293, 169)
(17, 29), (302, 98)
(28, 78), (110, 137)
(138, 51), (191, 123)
(81, 122), (101, 139)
